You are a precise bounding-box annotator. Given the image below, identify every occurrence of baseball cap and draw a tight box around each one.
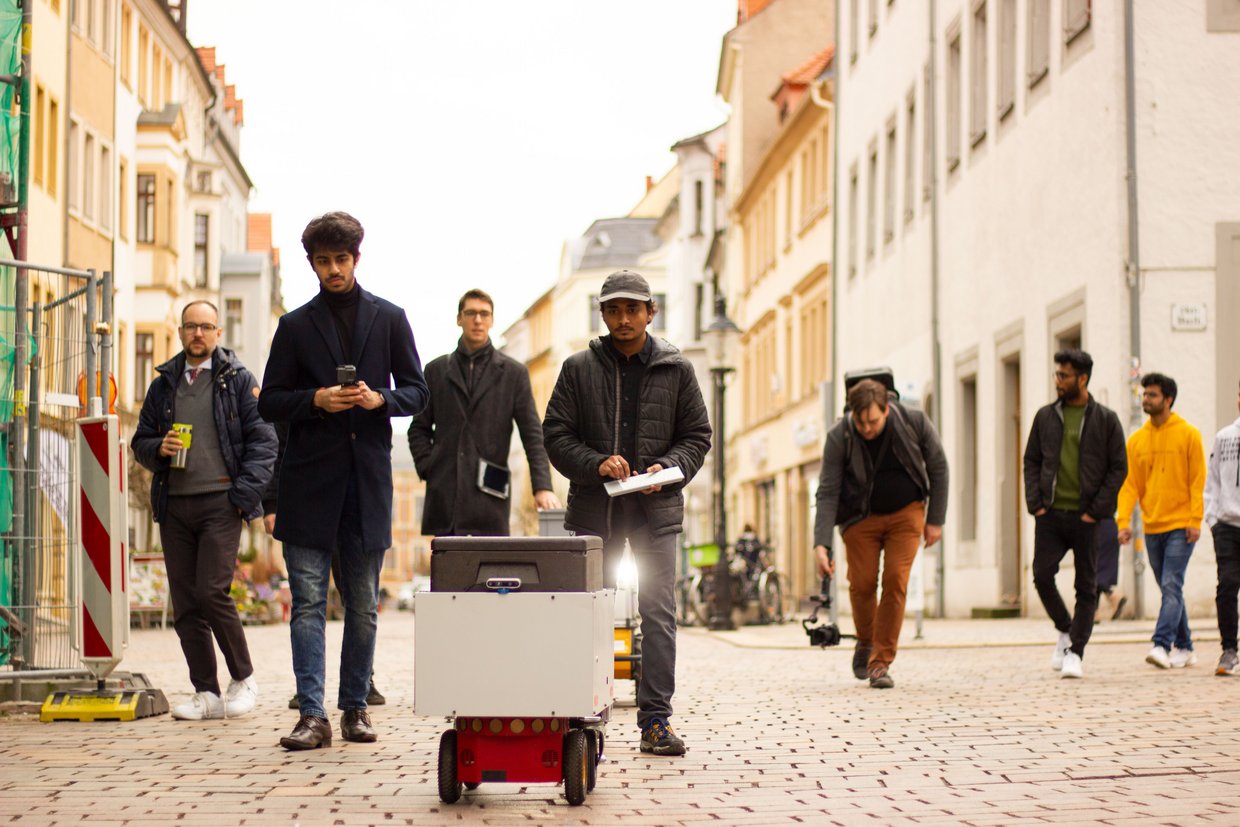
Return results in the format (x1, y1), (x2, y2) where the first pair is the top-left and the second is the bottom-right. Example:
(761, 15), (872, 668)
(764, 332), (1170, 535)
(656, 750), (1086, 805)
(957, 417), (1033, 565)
(598, 270), (652, 304)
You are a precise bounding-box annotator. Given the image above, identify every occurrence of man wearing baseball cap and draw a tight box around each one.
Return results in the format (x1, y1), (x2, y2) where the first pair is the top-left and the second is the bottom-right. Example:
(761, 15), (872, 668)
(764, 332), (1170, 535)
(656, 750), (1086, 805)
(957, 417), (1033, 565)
(543, 269), (712, 756)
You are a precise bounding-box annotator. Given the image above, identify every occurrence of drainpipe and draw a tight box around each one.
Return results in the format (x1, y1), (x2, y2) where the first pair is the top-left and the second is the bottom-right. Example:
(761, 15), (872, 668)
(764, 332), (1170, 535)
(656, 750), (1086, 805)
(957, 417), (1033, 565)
(1123, 0), (1145, 618)
(928, 0), (945, 618)
(825, 0), (841, 622)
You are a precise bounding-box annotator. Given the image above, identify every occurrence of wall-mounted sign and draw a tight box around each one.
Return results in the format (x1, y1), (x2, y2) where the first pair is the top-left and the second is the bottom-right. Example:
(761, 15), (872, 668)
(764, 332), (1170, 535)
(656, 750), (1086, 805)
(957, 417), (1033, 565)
(1171, 302), (1207, 332)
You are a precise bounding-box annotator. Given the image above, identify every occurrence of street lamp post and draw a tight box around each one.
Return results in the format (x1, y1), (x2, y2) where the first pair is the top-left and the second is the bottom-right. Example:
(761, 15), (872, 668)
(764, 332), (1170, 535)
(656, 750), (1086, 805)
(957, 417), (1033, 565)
(704, 294), (741, 632)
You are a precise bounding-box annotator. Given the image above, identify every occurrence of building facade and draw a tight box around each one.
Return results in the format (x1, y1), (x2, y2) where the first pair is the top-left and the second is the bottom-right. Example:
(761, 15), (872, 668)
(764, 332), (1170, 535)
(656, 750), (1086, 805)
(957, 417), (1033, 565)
(834, 0), (1240, 617)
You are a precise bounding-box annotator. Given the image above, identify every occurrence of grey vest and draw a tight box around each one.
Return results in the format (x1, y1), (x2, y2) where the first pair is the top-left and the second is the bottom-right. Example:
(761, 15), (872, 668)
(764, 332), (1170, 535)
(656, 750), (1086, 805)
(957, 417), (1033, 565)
(168, 368), (232, 496)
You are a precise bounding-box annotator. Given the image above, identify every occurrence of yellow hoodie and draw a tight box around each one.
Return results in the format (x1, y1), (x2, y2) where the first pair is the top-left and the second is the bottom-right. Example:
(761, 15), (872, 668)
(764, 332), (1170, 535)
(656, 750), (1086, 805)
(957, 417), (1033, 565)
(1116, 412), (1206, 533)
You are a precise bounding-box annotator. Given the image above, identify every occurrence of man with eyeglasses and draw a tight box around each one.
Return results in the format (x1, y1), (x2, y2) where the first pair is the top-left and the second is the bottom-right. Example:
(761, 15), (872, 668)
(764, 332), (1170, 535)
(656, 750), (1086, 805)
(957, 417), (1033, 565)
(409, 288), (559, 537)
(132, 300), (277, 721)
(1023, 349), (1126, 679)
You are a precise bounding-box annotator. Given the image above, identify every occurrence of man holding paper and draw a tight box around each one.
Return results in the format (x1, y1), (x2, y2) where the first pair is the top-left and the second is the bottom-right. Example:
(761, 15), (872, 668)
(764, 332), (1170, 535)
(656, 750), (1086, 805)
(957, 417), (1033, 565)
(409, 288), (559, 536)
(543, 269), (712, 757)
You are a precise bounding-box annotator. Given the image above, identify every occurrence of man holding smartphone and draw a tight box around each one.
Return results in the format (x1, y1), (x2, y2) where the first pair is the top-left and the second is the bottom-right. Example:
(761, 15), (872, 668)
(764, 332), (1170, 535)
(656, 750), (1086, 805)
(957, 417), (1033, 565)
(260, 211), (428, 750)
(409, 288), (559, 537)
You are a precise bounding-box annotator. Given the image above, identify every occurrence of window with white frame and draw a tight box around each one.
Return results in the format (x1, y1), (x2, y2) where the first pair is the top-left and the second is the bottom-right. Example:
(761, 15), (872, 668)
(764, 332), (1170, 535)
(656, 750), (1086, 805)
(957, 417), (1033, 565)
(848, 165), (858, 276)
(99, 144), (111, 231)
(1063, 0), (1090, 44)
(83, 133), (95, 221)
(866, 142), (877, 259)
(136, 173), (155, 243)
(134, 332), (154, 401)
(946, 22), (962, 170)
(67, 120), (79, 211)
(194, 213), (209, 287)
(904, 90), (916, 224)
(883, 120), (896, 244)
(1027, 0), (1050, 87)
(922, 66), (932, 201)
(850, 0), (859, 63)
(225, 298), (243, 345)
(970, 1), (988, 146)
(998, 0), (1017, 118)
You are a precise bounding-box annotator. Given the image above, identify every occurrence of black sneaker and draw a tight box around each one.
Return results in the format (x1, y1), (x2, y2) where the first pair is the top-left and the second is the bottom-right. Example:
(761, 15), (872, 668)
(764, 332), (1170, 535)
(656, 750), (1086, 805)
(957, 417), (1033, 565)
(640, 717), (686, 756)
(852, 642), (872, 680)
(288, 694), (299, 710)
(366, 679), (386, 706)
(868, 663), (894, 689)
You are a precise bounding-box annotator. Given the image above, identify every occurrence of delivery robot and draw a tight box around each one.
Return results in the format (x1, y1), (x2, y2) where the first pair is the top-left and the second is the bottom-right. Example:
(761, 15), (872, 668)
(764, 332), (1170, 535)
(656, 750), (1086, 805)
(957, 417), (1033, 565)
(415, 536), (614, 806)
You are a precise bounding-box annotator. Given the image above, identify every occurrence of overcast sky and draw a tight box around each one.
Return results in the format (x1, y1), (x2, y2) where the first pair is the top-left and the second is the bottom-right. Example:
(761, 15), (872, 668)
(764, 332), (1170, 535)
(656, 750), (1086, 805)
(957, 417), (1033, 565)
(187, 1), (736, 362)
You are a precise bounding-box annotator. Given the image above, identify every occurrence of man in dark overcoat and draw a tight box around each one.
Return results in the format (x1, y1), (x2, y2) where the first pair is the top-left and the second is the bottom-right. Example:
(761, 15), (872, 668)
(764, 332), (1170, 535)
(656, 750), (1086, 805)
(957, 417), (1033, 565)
(409, 288), (559, 536)
(259, 211), (428, 750)
(543, 269), (712, 757)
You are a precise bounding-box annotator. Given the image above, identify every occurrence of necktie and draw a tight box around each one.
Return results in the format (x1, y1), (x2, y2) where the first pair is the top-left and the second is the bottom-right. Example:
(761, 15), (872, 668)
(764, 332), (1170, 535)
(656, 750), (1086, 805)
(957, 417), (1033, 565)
(188, 368), (202, 385)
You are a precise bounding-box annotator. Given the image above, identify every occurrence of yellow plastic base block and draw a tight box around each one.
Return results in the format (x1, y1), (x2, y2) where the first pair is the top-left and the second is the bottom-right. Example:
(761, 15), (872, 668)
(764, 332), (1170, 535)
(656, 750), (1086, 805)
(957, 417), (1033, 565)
(40, 689), (167, 722)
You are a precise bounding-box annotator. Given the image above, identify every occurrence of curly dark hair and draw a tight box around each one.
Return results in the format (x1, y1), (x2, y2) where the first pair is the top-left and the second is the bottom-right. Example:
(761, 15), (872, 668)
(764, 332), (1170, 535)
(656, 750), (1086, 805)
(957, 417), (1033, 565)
(301, 211), (364, 259)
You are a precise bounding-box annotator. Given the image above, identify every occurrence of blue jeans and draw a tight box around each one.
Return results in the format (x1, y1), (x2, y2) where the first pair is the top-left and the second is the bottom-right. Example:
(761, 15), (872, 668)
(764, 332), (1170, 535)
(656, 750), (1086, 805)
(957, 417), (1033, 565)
(1145, 529), (1194, 651)
(285, 481), (385, 719)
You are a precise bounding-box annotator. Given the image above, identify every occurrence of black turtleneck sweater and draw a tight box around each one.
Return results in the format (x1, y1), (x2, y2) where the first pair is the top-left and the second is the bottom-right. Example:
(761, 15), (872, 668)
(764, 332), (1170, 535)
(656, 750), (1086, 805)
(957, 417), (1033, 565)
(453, 338), (494, 395)
(322, 282), (361, 360)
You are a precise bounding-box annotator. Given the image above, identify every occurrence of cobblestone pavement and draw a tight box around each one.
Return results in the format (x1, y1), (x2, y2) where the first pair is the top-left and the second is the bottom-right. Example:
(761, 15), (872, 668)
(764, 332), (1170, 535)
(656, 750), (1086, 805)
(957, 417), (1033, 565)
(2, 610), (1238, 826)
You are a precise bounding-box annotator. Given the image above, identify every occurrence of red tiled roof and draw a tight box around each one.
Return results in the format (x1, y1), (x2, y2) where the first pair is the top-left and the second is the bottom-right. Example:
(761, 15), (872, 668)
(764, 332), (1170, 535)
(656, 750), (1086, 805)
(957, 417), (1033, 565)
(781, 45), (835, 87)
(738, 0), (776, 23)
(248, 214), (272, 252)
(196, 47), (216, 74)
(233, 99), (244, 126)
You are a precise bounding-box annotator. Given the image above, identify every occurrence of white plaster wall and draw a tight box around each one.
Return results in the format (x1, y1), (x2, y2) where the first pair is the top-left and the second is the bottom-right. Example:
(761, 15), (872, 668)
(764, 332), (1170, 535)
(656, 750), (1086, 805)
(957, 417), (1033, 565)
(834, 0), (1237, 618)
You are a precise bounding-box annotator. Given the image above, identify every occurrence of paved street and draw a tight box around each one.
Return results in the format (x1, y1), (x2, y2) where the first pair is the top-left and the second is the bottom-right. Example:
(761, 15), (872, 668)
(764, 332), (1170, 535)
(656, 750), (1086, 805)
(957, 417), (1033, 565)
(2, 610), (1239, 826)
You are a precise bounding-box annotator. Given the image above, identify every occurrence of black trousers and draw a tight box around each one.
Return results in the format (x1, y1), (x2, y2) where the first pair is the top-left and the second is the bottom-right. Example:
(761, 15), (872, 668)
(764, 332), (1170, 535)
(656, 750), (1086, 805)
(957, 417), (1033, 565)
(160, 491), (253, 694)
(1032, 509), (1097, 657)
(1214, 523), (1240, 652)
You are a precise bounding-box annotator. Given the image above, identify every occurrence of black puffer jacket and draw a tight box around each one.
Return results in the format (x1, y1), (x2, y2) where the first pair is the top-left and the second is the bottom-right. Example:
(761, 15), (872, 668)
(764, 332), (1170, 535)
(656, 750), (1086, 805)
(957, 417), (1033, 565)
(543, 335), (712, 538)
(132, 347), (278, 523)
(1023, 396), (1127, 520)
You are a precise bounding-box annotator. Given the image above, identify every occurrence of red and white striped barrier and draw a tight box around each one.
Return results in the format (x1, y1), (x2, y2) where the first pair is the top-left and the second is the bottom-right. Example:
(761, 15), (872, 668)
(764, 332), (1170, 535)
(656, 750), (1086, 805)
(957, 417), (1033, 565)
(75, 415), (129, 678)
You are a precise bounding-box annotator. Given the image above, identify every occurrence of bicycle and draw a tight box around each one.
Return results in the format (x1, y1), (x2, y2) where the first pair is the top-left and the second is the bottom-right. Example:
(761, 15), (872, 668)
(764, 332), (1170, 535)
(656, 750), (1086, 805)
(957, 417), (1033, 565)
(682, 542), (785, 626)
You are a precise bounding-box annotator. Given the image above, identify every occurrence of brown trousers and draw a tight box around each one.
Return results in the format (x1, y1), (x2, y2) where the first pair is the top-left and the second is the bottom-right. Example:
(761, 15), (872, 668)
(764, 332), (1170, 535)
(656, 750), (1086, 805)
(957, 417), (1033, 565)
(841, 501), (925, 669)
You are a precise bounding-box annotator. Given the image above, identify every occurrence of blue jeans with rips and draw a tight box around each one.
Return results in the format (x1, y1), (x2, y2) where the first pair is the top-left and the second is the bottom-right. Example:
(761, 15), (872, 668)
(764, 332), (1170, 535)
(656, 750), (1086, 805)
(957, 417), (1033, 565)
(1145, 529), (1195, 652)
(285, 478), (385, 720)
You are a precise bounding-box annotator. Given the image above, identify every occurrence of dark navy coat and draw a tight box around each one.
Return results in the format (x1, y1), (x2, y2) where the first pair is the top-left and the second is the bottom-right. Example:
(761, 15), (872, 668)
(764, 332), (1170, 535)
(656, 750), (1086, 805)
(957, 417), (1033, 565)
(258, 287), (429, 552)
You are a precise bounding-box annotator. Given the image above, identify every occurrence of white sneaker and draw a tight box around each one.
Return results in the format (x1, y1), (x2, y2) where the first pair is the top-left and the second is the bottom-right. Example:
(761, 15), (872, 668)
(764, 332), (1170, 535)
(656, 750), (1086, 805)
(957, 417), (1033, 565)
(224, 675), (259, 717)
(1146, 645), (1172, 669)
(172, 690), (225, 721)
(1170, 648), (1198, 669)
(1060, 651), (1083, 679)
(1050, 632), (1071, 671)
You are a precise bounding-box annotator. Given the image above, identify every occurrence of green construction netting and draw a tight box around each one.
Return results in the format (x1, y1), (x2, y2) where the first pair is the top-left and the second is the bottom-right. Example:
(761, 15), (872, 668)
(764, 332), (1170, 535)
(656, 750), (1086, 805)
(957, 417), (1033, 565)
(0, 1), (18, 201)
(0, 0), (19, 661)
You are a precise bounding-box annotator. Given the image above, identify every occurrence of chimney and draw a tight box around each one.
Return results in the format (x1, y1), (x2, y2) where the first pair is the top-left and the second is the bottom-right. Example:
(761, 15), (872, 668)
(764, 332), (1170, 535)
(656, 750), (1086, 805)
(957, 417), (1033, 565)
(164, 0), (188, 33)
(645, 175), (654, 193)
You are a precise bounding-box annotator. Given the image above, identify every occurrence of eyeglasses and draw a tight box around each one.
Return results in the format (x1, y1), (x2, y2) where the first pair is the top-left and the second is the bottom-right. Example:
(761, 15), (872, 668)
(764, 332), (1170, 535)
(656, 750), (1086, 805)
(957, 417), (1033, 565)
(1053, 370), (1077, 382)
(181, 323), (218, 333)
(461, 310), (492, 320)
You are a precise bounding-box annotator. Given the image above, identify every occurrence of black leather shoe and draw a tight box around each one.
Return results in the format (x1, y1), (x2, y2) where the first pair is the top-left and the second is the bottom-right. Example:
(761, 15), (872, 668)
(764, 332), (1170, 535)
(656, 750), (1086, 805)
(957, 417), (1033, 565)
(289, 694), (299, 710)
(280, 715), (331, 750)
(366, 679), (386, 706)
(341, 708), (378, 743)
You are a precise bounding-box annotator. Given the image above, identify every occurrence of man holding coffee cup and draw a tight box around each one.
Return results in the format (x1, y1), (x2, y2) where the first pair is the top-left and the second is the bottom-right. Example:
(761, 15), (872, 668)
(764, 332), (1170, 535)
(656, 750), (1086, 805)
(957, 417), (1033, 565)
(132, 300), (277, 721)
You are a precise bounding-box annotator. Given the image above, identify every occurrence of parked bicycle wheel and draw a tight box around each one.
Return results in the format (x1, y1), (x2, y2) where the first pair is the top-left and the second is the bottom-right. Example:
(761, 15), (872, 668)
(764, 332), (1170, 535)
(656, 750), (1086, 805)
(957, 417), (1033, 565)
(689, 573), (710, 628)
(757, 570), (784, 624)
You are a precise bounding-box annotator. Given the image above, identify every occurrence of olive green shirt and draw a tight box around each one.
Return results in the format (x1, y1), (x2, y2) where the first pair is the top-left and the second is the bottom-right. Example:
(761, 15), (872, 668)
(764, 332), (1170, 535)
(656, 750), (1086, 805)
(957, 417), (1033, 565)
(1052, 403), (1085, 511)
